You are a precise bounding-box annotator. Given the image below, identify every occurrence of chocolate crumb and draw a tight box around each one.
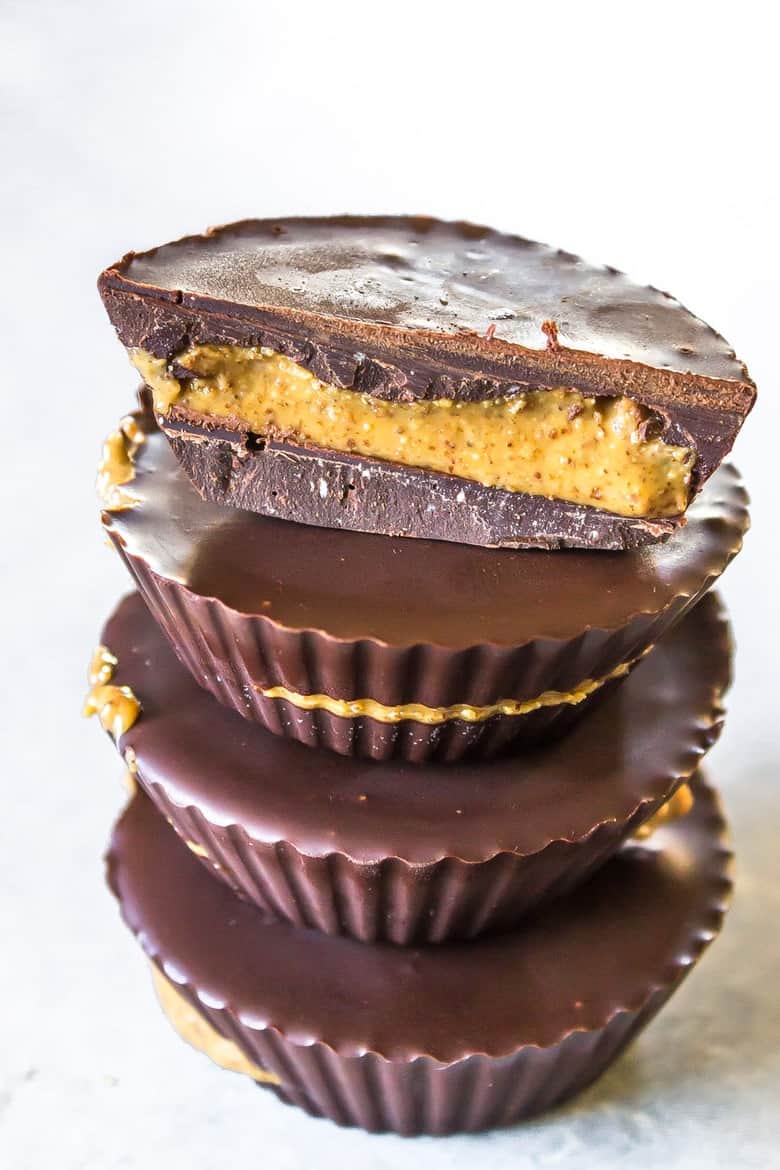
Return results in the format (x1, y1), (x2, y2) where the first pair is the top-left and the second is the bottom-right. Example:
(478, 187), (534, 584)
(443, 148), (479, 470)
(542, 319), (560, 350)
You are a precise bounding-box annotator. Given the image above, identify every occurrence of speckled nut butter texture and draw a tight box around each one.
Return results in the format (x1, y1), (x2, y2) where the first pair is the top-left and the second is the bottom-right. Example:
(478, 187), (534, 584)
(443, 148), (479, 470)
(131, 345), (694, 519)
(100, 412), (748, 762)
(106, 775), (732, 1135)
(92, 591), (730, 943)
(98, 216), (755, 550)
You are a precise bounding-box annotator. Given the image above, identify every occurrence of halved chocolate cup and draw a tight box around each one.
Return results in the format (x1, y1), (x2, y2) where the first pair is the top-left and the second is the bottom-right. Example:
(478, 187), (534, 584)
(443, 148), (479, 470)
(98, 216), (756, 551)
(90, 590), (731, 943)
(106, 774), (732, 1135)
(100, 411), (748, 763)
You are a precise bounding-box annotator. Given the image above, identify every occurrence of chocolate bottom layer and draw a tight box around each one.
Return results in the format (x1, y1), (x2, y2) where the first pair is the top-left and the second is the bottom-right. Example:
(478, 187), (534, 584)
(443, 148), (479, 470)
(165, 418), (678, 551)
(94, 591), (730, 943)
(107, 774), (731, 1135)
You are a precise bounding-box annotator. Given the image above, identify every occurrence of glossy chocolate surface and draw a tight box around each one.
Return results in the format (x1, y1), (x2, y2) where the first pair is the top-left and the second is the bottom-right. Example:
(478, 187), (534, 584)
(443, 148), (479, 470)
(107, 774), (731, 1061)
(100, 217), (751, 389)
(103, 592), (730, 864)
(105, 420), (748, 647)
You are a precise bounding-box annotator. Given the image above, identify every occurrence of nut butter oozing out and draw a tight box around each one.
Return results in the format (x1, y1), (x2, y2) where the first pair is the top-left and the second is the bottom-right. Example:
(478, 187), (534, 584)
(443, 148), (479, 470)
(82, 645), (141, 739)
(96, 415), (146, 511)
(633, 784), (695, 840)
(150, 966), (280, 1084)
(260, 647), (649, 725)
(132, 346), (694, 519)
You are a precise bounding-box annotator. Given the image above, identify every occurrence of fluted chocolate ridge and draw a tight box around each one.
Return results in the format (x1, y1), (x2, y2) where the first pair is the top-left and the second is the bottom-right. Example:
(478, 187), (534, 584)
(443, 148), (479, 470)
(103, 416), (748, 761)
(107, 776), (732, 1135)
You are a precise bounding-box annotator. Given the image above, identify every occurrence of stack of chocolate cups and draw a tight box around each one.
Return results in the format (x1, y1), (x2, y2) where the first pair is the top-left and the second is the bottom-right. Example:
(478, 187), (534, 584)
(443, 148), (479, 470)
(87, 217), (754, 1136)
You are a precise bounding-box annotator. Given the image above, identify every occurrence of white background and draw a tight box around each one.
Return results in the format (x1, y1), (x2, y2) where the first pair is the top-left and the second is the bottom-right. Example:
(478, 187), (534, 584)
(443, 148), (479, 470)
(1, 2), (778, 1167)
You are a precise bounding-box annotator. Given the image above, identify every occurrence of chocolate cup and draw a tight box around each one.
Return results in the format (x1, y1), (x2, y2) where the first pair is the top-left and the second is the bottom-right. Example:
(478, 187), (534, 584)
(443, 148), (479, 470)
(95, 590), (731, 943)
(102, 414), (748, 762)
(106, 775), (732, 1135)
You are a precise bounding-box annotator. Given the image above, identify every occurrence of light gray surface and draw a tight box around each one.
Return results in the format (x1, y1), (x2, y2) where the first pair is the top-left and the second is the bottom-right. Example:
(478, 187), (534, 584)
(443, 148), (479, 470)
(1, 3), (778, 1167)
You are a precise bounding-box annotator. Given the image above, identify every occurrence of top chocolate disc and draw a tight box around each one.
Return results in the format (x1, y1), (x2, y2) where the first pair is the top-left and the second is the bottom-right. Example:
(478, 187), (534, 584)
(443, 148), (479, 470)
(102, 217), (748, 383)
(99, 217), (755, 550)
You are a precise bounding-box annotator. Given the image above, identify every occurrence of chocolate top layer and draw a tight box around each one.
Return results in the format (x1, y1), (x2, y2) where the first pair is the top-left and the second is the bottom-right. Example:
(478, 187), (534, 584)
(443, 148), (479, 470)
(105, 420), (748, 646)
(102, 216), (750, 388)
(107, 774), (731, 1061)
(103, 592), (729, 864)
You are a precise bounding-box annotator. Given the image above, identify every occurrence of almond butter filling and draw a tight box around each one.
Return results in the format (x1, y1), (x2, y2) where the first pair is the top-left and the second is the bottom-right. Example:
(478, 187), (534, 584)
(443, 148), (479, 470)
(131, 346), (694, 519)
(633, 784), (695, 840)
(96, 414), (146, 511)
(150, 966), (280, 1084)
(259, 646), (650, 725)
(82, 645), (141, 739)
